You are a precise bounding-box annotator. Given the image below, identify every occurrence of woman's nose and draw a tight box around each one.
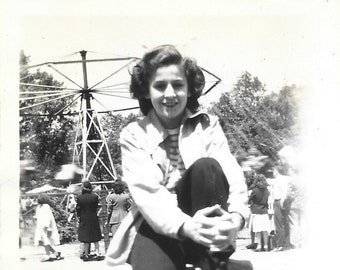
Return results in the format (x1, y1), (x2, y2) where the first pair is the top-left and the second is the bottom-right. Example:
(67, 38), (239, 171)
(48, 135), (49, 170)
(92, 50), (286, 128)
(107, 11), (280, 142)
(164, 84), (176, 97)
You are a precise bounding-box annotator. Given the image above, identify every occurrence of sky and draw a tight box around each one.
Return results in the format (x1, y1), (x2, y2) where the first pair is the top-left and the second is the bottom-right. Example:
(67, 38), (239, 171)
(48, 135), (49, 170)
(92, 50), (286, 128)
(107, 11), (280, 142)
(2, 3), (339, 112)
(18, 15), (318, 109)
(12, 1), (339, 117)
(1, 1), (340, 268)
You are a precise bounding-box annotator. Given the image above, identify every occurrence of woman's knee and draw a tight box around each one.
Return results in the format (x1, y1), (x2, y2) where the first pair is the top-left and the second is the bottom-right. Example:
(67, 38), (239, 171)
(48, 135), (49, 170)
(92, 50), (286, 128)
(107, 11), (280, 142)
(187, 157), (228, 189)
(191, 157), (221, 171)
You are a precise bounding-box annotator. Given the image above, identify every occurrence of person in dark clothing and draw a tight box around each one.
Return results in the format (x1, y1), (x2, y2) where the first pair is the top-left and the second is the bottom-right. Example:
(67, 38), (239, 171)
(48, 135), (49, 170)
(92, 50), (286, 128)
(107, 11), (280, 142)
(76, 181), (103, 261)
(249, 175), (271, 252)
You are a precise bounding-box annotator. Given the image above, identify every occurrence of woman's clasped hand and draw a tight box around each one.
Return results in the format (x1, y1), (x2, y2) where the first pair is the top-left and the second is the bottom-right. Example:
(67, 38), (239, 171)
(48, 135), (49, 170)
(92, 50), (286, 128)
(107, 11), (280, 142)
(179, 204), (242, 251)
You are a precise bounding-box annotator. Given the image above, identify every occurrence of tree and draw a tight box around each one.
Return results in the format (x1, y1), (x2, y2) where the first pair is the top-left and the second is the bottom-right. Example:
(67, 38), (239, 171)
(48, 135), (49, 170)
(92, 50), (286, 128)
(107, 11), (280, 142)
(100, 112), (138, 178)
(19, 51), (76, 185)
(211, 71), (302, 160)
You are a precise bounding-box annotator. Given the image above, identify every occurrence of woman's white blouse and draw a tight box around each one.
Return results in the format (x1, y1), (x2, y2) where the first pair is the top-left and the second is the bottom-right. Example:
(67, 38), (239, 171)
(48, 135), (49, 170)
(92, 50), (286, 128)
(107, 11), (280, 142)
(120, 109), (249, 238)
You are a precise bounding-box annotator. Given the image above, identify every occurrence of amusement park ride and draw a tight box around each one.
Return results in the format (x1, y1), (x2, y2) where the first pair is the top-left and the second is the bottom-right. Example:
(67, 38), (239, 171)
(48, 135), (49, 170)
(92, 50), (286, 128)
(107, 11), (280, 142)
(20, 50), (140, 184)
(19, 50), (221, 185)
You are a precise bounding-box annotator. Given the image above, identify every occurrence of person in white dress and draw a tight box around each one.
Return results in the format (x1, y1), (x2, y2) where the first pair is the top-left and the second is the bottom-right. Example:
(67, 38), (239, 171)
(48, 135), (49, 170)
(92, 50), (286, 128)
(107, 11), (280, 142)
(34, 193), (62, 262)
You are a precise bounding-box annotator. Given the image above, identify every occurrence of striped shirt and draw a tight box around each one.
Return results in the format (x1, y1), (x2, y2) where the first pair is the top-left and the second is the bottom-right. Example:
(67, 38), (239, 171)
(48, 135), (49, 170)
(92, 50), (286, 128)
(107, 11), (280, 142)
(164, 128), (186, 191)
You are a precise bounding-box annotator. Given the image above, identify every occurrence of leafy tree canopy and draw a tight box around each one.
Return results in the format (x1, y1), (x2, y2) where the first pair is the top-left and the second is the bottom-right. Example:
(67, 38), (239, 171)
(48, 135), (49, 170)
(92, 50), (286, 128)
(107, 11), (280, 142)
(19, 51), (76, 187)
(100, 112), (138, 178)
(210, 71), (302, 160)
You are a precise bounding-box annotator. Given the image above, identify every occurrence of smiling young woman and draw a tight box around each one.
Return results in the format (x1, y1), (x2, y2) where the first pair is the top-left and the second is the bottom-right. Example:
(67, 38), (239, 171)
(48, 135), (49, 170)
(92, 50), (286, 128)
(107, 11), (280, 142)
(105, 45), (248, 270)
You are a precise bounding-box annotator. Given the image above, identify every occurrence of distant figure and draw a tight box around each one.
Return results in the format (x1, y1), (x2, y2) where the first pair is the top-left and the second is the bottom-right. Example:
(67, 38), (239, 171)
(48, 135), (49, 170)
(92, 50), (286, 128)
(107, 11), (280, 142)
(106, 181), (131, 237)
(277, 145), (306, 249)
(34, 194), (63, 262)
(270, 165), (290, 251)
(244, 171), (258, 250)
(76, 181), (104, 261)
(249, 175), (271, 252)
(66, 194), (77, 223)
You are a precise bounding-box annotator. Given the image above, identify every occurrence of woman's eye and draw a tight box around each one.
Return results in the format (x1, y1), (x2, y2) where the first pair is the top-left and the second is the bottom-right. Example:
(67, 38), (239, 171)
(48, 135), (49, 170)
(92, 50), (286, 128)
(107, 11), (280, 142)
(172, 82), (184, 89)
(153, 82), (167, 91)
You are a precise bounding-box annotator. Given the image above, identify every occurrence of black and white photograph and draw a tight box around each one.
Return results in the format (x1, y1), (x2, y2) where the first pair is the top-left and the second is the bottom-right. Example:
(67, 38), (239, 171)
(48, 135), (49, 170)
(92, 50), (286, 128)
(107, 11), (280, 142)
(1, 1), (340, 270)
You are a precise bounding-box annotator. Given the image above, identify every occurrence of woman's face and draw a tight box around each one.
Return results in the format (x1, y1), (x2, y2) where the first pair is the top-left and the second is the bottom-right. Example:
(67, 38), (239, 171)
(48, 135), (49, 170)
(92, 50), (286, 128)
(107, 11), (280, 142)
(148, 64), (189, 129)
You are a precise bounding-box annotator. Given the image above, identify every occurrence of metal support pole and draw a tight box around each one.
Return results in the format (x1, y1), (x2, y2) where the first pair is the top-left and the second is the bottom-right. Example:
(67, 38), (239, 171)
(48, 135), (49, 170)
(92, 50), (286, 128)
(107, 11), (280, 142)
(74, 50), (118, 182)
(80, 50), (91, 109)
(82, 109), (87, 181)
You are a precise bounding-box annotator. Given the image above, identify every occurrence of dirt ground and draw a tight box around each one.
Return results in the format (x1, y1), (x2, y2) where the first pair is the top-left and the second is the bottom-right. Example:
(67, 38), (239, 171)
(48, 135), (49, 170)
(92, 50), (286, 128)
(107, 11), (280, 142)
(17, 226), (307, 270)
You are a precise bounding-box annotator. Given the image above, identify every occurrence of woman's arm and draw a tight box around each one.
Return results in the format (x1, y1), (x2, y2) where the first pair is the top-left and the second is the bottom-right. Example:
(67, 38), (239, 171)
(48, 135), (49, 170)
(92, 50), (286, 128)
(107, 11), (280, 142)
(120, 125), (191, 238)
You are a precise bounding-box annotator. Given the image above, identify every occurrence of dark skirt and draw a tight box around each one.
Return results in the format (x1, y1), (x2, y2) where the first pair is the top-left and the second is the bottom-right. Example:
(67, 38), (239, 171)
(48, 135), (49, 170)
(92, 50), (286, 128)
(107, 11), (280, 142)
(78, 214), (102, 243)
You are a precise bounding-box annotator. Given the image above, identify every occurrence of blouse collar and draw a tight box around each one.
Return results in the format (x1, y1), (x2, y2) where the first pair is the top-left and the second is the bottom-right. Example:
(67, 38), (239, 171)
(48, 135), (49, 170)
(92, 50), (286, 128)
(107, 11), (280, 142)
(143, 108), (209, 151)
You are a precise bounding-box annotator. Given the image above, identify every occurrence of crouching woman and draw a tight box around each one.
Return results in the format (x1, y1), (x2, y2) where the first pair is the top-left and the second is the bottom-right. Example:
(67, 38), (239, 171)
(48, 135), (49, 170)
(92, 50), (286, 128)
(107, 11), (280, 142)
(106, 45), (249, 270)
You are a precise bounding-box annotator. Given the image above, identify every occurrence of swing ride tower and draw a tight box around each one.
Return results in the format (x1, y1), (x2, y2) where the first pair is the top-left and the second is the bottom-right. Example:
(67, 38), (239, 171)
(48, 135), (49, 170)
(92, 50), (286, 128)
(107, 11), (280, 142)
(20, 50), (141, 183)
(73, 50), (117, 182)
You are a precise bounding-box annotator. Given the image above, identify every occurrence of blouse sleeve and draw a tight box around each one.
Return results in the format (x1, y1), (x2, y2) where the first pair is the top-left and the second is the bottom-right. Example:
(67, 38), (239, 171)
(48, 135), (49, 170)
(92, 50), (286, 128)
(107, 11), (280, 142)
(204, 116), (249, 220)
(120, 125), (191, 238)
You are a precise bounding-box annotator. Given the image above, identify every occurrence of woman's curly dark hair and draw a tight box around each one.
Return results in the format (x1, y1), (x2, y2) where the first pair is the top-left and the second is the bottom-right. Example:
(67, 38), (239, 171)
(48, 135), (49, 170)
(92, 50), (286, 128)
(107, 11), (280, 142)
(130, 45), (205, 115)
(254, 174), (269, 190)
(111, 180), (126, 195)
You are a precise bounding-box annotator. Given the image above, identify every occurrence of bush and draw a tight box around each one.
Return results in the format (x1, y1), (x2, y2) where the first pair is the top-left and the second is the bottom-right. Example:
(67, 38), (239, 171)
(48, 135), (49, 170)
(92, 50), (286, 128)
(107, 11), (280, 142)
(58, 224), (78, 244)
(50, 197), (77, 244)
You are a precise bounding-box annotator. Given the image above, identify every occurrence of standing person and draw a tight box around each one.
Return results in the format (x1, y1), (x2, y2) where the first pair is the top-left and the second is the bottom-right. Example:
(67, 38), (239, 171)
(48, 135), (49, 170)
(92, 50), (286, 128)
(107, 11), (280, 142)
(76, 181), (104, 261)
(106, 181), (131, 237)
(248, 175), (271, 252)
(285, 175), (306, 249)
(271, 165), (290, 251)
(244, 171), (257, 250)
(106, 45), (248, 270)
(278, 146), (306, 249)
(34, 193), (63, 262)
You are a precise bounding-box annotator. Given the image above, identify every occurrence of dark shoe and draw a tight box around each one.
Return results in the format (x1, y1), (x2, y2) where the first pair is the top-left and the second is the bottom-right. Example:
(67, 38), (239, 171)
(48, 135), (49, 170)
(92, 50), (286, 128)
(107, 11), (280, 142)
(55, 252), (64, 260)
(41, 257), (55, 262)
(81, 252), (94, 259)
(82, 255), (91, 262)
(95, 254), (105, 261)
(246, 243), (257, 249)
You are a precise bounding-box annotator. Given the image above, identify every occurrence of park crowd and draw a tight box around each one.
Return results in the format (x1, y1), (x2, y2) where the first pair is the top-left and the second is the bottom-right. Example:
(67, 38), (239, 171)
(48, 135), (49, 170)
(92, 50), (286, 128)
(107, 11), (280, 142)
(241, 146), (306, 253)
(20, 180), (131, 262)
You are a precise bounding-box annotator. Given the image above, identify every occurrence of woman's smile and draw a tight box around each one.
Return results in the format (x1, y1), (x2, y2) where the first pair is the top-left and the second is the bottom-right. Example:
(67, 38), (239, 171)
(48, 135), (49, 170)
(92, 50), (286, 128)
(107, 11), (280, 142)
(162, 100), (178, 107)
